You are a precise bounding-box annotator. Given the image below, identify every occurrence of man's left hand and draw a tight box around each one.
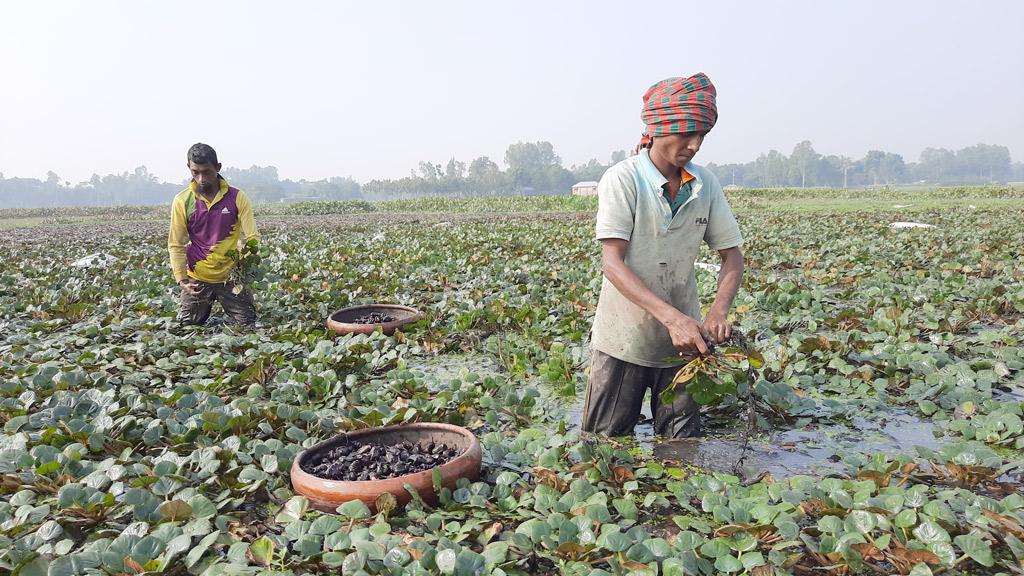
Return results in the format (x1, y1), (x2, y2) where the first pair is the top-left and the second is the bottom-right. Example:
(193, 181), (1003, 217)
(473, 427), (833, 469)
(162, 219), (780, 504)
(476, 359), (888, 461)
(703, 309), (732, 344)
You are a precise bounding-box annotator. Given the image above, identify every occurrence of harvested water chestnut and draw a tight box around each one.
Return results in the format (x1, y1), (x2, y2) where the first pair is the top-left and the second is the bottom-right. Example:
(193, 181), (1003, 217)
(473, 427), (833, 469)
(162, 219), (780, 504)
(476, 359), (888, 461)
(301, 436), (463, 481)
(350, 311), (397, 325)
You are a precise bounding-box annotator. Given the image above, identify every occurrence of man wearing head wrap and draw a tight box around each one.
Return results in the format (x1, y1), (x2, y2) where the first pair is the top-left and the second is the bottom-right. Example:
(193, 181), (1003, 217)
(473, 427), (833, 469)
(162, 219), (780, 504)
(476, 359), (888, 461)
(582, 73), (745, 438)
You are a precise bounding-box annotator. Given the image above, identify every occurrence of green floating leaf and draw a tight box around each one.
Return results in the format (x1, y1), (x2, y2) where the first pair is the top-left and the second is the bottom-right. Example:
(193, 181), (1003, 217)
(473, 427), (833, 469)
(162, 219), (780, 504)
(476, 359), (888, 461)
(16, 556), (48, 576)
(725, 532), (757, 552)
(845, 510), (875, 534)
(342, 550), (367, 575)
(369, 522), (391, 539)
(740, 551), (765, 570)
(515, 519), (551, 543)
(908, 564), (934, 576)
(1006, 535), (1024, 562)
(185, 530), (221, 568)
(275, 495), (309, 523)
(482, 541), (509, 567)
(248, 535), (274, 567)
(337, 499), (371, 519)
(36, 520), (63, 541)
(189, 494), (218, 519)
(700, 538), (730, 558)
(894, 508), (917, 528)
(159, 534), (193, 570)
(310, 514), (343, 536)
(435, 548), (457, 575)
(912, 521), (949, 545)
(596, 530), (631, 553)
(953, 533), (993, 567)
(713, 554), (744, 574)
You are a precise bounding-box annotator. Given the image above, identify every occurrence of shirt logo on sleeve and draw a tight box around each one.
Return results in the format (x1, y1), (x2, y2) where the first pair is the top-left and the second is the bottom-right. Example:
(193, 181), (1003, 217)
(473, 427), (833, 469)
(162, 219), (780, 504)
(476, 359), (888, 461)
(695, 217), (709, 226)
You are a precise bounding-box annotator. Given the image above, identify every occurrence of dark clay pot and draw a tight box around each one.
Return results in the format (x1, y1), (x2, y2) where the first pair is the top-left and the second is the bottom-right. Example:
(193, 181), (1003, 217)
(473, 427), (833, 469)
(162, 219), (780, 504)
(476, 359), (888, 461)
(325, 304), (423, 336)
(290, 422), (482, 513)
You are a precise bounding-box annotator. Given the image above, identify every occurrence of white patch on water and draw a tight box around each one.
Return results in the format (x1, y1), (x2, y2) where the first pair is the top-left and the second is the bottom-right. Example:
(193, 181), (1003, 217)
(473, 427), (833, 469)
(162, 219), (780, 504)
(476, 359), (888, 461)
(72, 253), (118, 267)
(890, 222), (934, 229)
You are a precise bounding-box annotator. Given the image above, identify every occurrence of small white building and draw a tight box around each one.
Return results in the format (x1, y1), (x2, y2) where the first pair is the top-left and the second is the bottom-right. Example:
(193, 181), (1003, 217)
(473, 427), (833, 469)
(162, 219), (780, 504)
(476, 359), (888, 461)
(571, 181), (599, 196)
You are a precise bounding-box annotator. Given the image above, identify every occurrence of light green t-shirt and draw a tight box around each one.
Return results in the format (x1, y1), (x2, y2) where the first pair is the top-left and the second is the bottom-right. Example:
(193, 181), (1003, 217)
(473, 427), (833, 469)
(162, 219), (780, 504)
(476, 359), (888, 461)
(592, 149), (744, 367)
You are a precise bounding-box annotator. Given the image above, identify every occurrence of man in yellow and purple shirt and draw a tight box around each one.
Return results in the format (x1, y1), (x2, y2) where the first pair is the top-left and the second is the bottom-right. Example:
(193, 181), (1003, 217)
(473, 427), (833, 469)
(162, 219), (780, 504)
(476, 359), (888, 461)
(168, 143), (260, 326)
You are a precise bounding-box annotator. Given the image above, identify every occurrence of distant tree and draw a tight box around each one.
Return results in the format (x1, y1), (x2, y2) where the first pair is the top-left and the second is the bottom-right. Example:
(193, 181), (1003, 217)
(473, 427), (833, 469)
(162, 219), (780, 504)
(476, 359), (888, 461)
(504, 141), (560, 171)
(955, 143), (1011, 182)
(789, 140), (820, 188)
(222, 165), (280, 186)
(1012, 162), (1024, 181)
(916, 148), (956, 183)
(418, 161), (441, 183)
(2, 140), (1020, 208)
(504, 141), (572, 193)
(812, 155), (841, 187)
(752, 150), (789, 187)
(862, 150), (906, 185)
(445, 158), (466, 180)
(468, 156), (504, 193)
(571, 158), (608, 183)
(468, 156), (499, 180)
(822, 155), (852, 188)
(300, 176), (362, 200)
(704, 162), (747, 187)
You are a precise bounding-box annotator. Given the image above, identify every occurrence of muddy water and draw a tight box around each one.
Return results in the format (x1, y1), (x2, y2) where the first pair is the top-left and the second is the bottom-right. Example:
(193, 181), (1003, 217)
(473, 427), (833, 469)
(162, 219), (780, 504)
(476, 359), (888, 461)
(560, 394), (944, 481)
(407, 351), (973, 482)
(994, 385), (1024, 402)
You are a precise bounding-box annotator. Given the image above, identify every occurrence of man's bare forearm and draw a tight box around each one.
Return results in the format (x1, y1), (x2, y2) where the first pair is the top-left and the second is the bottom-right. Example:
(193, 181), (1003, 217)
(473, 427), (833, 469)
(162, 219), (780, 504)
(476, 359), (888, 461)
(709, 247), (744, 316)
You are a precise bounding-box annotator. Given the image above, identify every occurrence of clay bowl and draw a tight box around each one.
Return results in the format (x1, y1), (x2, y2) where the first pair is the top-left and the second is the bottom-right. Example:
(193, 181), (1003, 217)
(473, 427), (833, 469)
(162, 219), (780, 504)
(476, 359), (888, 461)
(290, 422), (482, 513)
(326, 304), (423, 336)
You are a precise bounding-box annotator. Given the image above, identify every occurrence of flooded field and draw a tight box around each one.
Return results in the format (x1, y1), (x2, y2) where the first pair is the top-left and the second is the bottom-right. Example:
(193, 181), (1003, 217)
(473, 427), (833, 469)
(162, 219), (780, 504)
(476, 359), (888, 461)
(2, 193), (1023, 575)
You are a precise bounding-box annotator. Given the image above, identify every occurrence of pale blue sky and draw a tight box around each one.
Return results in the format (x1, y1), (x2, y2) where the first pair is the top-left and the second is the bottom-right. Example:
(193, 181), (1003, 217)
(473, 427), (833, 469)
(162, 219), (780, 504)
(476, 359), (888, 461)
(1, 0), (1022, 183)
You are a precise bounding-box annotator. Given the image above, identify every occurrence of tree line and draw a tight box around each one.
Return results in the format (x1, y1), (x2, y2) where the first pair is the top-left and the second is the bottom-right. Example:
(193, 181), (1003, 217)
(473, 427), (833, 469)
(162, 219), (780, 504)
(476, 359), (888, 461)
(707, 142), (1021, 189)
(1, 141), (1022, 208)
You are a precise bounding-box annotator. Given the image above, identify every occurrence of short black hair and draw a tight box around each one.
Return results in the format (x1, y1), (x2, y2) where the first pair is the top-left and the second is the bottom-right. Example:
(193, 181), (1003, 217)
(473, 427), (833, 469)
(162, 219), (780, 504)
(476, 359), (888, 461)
(187, 143), (218, 166)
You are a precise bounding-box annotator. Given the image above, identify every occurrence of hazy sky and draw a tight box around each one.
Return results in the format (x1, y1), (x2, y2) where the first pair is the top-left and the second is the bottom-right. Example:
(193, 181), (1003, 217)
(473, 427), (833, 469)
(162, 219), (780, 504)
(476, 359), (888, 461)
(2, 1), (1022, 184)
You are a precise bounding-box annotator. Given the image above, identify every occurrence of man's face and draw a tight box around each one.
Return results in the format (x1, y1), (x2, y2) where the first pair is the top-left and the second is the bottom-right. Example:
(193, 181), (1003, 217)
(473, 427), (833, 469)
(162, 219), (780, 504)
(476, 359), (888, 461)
(653, 132), (707, 168)
(188, 161), (221, 195)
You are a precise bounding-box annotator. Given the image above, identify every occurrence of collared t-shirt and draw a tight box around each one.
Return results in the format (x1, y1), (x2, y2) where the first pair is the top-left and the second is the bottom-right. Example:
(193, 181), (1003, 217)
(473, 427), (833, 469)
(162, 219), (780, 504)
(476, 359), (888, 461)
(167, 177), (259, 284)
(663, 168), (696, 215)
(592, 149), (743, 367)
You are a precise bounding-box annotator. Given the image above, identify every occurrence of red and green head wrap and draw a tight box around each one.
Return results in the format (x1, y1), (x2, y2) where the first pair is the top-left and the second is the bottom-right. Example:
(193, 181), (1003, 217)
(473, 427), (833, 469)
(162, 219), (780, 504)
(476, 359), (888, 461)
(638, 73), (718, 150)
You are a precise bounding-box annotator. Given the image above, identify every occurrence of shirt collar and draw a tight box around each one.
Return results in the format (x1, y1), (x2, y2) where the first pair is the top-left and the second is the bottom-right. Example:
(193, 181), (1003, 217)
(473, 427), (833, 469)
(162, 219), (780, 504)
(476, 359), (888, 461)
(189, 176), (230, 206)
(640, 148), (699, 190)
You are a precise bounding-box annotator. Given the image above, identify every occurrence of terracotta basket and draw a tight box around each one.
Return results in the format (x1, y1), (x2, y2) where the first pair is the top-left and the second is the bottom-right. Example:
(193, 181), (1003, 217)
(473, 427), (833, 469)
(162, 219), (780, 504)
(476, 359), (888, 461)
(290, 422), (482, 513)
(325, 304), (423, 336)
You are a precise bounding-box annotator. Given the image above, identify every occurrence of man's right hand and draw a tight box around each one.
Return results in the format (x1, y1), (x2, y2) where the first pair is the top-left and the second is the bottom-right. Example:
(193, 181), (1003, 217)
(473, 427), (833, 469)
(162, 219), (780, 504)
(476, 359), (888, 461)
(661, 310), (711, 356)
(179, 278), (200, 291)
(600, 240), (712, 357)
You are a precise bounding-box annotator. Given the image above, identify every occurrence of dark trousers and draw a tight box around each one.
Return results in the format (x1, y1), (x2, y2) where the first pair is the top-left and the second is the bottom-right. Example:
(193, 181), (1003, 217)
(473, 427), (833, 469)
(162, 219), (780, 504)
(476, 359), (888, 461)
(581, 349), (700, 438)
(177, 281), (257, 327)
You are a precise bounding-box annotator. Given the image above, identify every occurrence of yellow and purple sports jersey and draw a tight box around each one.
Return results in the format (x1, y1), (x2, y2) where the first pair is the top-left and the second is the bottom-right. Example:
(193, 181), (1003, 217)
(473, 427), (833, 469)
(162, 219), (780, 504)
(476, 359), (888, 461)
(168, 177), (259, 284)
